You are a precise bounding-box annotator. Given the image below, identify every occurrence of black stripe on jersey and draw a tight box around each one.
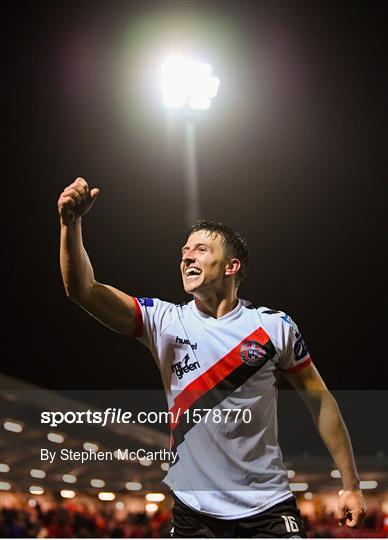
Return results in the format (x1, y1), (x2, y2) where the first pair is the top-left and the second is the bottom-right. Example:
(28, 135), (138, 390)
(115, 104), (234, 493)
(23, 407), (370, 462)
(262, 309), (281, 314)
(170, 339), (277, 456)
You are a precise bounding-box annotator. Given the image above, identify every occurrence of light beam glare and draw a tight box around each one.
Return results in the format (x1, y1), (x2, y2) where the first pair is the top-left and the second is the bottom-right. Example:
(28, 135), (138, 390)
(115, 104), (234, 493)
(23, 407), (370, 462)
(161, 54), (220, 110)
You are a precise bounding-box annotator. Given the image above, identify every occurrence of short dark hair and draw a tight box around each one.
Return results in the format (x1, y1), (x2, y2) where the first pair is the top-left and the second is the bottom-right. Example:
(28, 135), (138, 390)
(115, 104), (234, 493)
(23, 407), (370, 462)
(186, 220), (249, 286)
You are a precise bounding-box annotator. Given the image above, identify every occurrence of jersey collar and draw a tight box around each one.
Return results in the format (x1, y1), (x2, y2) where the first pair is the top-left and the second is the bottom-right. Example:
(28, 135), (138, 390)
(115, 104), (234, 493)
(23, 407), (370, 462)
(189, 298), (243, 324)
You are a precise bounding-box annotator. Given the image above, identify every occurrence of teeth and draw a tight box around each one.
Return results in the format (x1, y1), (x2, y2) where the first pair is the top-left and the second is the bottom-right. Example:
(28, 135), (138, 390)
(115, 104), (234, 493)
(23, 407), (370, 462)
(186, 268), (201, 276)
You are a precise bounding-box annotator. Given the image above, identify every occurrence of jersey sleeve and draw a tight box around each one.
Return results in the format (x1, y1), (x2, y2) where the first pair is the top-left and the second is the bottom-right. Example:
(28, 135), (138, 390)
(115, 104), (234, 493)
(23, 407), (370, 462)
(132, 297), (177, 354)
(260, 309), (312, 373)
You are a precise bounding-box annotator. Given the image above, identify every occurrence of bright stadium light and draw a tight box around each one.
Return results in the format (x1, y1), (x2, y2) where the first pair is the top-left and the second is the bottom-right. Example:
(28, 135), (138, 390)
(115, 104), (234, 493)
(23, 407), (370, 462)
(61, 489), (75, 499)
(126, 481), (142, 491)
(90, 478), (105, 488)
(4, 420), (23, 433)
(84, 442), (99, 452)
(145, 493), (165, 502)
(331, 469), (341, 478)
(62, 474), (77, 484)
(161, 55), (220, 110)
(359, 480), (378, 489)
(289, 482), (308, 492)
(0, 464), (10, 473)
(159, 54), (220, 226)
(30, 469), (46, 479)
(47, 432), (64, 444)
(98, 492), (116, 501)
(29, 486), (44, 495)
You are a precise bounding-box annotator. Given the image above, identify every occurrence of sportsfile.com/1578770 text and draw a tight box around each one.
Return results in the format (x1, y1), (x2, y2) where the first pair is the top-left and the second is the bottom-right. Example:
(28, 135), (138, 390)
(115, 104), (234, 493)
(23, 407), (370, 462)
(40, 408), (252, 427)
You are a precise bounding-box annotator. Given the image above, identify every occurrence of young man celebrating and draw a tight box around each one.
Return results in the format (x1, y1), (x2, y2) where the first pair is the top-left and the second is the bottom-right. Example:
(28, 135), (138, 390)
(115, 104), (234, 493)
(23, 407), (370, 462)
(58, 177), (366, 538)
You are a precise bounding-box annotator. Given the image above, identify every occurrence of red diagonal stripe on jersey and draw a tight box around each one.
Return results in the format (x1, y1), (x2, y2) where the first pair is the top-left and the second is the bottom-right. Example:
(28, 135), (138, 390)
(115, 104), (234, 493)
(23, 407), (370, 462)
(169, 326), (270, 429)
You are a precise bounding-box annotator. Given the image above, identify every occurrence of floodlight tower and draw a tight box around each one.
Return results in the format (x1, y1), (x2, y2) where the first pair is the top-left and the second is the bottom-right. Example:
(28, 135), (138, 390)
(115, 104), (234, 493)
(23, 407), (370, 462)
(160, 55), (220, 227)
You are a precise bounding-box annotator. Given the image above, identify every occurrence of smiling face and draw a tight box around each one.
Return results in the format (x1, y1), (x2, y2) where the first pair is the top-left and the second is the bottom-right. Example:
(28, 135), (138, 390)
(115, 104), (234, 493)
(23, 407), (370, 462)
(180, 230), (238, 295)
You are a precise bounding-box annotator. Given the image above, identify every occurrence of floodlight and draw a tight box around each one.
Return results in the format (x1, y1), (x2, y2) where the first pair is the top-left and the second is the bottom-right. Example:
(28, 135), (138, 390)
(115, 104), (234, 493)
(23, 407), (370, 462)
(91, 478), (105, 488)
(62, 474), (77, 484)
(47, 432), (64, 443)
(146, 493), (165, 502)
(98, 492), (116, 501)
(30, 469), (46, 479)
(4, 420), (23, 433)
(161, 55), (220, 110)
(289, 482), (308, 492)
(126, 481), (142, 491)
(29, 486), (44, 495)
(61, 490), (75, 498)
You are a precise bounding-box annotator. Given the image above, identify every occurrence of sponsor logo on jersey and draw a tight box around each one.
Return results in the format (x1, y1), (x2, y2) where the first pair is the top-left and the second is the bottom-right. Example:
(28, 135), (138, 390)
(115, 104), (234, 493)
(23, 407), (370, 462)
(175, 336), (198, 350)
(240, 340), (267, 367)
(171, 354), (200, 379)
(281, 315), (309, 361)
(137, 297), (154, 307)
(281, 314), (299, 335)
(294, 335), (308, 360)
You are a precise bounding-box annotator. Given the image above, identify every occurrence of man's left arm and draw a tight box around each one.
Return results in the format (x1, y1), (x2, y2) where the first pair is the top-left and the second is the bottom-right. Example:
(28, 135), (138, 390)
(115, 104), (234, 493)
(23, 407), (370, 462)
(283, 363), (367, 529)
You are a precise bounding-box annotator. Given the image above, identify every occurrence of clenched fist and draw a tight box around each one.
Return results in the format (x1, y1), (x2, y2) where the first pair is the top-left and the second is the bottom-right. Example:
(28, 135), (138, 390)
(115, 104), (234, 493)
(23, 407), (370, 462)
(58, 177), (100, 226)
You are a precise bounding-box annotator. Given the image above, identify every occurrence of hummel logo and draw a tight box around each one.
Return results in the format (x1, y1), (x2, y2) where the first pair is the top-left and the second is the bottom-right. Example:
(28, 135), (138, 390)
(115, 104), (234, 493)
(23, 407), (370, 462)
(171, 354), (200, 379)
(175, 336), (198, 350)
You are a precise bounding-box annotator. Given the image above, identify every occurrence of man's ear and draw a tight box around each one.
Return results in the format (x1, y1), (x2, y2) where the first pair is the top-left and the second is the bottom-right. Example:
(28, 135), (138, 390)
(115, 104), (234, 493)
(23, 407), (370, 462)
(225, 258), (241, 278)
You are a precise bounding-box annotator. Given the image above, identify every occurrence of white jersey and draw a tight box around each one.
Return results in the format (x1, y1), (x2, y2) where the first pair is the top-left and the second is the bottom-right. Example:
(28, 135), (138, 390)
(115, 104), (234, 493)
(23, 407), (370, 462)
(133, 297), (312, 519)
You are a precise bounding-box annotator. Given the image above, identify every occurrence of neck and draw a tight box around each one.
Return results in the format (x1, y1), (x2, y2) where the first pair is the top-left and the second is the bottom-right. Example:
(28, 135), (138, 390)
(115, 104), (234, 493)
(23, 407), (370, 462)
(193, 290), (238, 319)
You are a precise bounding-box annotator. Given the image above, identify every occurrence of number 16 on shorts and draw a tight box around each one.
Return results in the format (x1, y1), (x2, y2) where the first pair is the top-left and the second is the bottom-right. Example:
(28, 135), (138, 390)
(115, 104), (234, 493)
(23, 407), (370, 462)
(281, 515), (300, 533)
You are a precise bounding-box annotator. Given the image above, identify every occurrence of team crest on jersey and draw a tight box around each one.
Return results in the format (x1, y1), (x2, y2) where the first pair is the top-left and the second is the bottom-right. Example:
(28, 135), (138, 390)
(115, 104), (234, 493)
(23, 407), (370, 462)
(240, 340), (267, 366)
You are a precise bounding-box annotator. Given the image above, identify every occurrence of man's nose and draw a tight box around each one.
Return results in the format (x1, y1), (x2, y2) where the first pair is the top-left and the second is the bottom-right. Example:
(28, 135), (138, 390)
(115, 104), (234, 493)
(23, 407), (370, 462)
(182, 252), (195, 264)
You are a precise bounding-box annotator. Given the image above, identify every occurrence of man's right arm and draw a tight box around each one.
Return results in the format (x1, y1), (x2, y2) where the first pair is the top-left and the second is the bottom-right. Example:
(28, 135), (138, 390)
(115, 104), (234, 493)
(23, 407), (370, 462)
(58, 178), (138, 336)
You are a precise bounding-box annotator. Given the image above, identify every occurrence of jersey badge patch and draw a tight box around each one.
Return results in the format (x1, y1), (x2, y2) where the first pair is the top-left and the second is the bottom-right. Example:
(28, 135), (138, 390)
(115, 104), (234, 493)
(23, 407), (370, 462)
(294, 335), (309, 360)
(281, 314), (300, 335)
(240, 340), (267, 367)
(137, 297), (154, 307)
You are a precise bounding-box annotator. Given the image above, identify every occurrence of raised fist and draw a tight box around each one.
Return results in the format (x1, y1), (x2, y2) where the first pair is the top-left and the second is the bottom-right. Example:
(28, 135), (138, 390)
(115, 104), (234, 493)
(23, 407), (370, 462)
(58, 177), (100, 225)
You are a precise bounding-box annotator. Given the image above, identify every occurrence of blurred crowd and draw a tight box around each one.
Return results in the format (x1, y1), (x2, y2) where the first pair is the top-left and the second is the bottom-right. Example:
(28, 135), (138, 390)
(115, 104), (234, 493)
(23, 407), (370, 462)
(303, 509), (386, 538)
(0, 504), (171, 538)
(0, 503), (386, 538)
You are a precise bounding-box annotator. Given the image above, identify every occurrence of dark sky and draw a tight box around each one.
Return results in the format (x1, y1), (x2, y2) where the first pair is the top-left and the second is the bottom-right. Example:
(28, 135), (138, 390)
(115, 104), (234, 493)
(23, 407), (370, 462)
(3, 1), (386, 391)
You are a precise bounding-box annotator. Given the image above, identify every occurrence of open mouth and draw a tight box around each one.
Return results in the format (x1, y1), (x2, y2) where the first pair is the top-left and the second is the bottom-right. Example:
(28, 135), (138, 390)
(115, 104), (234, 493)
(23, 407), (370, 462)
(185, 267), (202, 279)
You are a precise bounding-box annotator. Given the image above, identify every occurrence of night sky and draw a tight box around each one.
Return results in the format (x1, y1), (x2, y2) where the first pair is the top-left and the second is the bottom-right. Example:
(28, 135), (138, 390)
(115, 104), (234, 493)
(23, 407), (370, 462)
(3, 1), (386, 391)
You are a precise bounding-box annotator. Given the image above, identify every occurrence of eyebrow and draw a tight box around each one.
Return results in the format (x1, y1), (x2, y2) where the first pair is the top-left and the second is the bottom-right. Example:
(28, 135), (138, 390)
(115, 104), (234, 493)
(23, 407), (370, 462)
(181, 243), (210, 254)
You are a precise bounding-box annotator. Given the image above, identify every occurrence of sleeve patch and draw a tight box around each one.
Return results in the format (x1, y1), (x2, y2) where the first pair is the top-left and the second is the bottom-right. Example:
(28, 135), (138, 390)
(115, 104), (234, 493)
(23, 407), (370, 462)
(137, 297), (154, 307)
(281, 314), (299, 334)
(294, 335), (309, 360)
